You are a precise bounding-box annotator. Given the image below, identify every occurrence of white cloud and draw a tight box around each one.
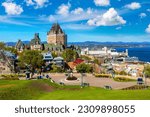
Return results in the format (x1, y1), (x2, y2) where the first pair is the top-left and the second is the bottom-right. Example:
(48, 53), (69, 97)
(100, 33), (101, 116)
(76, 34), (150, 42)
(34, 0), (49, 8)
(38, 6), (107, 24)
(71, 8), (84, 15)
(0, 15), (31, 26)
(94, 0), (110, 6)
(25, 0), (34, 6)
(57, 3), (71, 16)
(116, 26), (122, 30)
(125, 2), (141, 10)
(63, 23), (94, 30)
(2, 2), (23, 15)
(46, 8), (104, 23)
(139, 13), (147, 18)
(25, 0), (49, 8)
(87, 8), (126, 26)
(147, 9), (150, 12)
(87, 8), (93, 14)
(146, 24), (150, 33)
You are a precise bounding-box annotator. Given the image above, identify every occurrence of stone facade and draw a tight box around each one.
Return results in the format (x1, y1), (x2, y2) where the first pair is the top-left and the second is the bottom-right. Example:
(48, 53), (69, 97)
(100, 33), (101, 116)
(15, 23), (68, 52)
(47, 23), (67, 47)
(15, 40), (25, 52)
(30, 33), (42, 50)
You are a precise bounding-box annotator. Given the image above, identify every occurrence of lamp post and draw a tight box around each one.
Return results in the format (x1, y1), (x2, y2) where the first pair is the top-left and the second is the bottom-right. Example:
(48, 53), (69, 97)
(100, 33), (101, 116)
(25, 64), (30, 80)
(111, 70), (115, 79)
(80, 73), (86, 88)
(143, 72), (147, 85)
(81, 73), (84, 88)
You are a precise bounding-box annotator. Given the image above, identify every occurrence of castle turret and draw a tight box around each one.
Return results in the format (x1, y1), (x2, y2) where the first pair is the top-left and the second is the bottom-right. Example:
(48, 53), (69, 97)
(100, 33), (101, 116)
(30, 33), (42, 50)
(47, 23), (67, 47)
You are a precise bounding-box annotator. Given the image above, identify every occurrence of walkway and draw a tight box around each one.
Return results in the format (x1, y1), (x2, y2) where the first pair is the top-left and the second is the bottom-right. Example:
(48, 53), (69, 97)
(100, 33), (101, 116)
(48, 73), (146, 89)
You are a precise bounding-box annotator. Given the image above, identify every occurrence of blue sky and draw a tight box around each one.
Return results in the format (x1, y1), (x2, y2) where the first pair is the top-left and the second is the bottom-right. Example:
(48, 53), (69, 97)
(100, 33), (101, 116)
(0, 0), (150, 42)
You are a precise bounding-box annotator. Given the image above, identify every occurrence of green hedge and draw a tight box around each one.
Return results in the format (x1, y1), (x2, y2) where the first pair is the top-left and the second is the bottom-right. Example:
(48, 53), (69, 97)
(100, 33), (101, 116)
(0, 74), (23, 80)
(114, 76), (136, 82)
(95, 74), (111, 78)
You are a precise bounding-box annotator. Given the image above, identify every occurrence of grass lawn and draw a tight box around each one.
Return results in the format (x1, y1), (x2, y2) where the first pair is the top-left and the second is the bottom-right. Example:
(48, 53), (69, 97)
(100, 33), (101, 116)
(0, 80), (150, 100)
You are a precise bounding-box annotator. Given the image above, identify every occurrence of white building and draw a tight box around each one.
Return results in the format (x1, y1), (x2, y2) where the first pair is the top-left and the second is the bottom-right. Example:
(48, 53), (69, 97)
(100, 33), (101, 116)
(81, 47), (128, 57)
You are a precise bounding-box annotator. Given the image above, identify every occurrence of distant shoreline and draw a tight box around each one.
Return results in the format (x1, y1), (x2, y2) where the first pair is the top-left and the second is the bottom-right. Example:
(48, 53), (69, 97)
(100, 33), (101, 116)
(4, 41), (150, 48)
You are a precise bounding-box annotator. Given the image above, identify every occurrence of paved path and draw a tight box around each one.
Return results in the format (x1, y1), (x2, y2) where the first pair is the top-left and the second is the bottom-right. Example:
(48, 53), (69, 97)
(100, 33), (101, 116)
(47, 73), (148, 89)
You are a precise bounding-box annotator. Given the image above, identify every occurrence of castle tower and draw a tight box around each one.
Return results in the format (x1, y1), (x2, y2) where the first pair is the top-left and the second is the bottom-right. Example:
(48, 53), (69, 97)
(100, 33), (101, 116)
(47, 23), (67, 47)
(30, 33), (42, 50)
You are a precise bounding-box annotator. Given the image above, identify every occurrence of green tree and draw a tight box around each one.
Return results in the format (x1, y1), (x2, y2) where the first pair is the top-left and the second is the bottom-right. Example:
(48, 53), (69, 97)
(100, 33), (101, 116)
(62, 49), (78, 62)
(51, 52), (58, 58)
(18, 50), (44, 77)
(0, 42), (18, 55)
(0, 42), (5, 50)
(51, 64), (64, 73)
(4, 46), (18, 55)
(76, 63), (93, 73)
(144, 65), (150, 77)
(80, 55), (92, 62)
(94, 58), (100, 65)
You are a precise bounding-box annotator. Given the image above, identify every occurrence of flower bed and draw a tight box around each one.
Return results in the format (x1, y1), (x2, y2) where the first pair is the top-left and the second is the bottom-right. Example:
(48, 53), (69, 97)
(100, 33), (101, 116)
(66, 76), (78, 80)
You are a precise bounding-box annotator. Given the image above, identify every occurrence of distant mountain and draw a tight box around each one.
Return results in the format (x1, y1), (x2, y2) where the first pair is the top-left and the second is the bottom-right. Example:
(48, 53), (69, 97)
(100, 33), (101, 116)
(6, 41), (30, 46)
(68, 41), (150, 45)
(5, 41), (150, 48)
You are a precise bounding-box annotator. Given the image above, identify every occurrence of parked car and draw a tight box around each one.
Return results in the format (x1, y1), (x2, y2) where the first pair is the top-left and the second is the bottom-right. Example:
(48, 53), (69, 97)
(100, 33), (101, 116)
(137, 78), (144, 85)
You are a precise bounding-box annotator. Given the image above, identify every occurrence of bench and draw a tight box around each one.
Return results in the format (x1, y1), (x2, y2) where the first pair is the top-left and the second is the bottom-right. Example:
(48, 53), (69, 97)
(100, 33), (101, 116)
(104, 85), (112, 90)
(50, 79), (55, 83)
(137, 78), (144, 85)
(81, 83), (90, 87)
(59, 82), (65, 86)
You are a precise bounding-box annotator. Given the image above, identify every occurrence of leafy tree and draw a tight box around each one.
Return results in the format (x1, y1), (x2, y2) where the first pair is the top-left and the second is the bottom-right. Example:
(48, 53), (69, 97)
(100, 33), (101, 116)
(50, 64), (64, 73)
(0, 42), (18, 55)
(4, 46), (18, 55)
(94, 58), (100, 65)
(0, 42), (5, 50)
(51, 52), (58, 58)
(76, 63), (93, 73)
(62, 49), (78, 62)
(80, 55), (92, 62)
(144, 65), (150, 77)
(119, 70), (128, 75)
(18, 50), (44, 77)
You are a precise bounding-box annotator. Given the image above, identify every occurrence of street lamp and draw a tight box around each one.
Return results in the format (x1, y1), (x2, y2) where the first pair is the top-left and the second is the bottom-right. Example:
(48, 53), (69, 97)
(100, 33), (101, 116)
(81, 73), (86, 88)
(111, 70), (115, 79)
(143, 72), (147, 85)
(25, 64), (31, 80)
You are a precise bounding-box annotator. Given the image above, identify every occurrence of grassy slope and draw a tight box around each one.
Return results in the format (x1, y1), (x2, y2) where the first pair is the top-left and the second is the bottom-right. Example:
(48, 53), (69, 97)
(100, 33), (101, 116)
(0, 80), (150, 100)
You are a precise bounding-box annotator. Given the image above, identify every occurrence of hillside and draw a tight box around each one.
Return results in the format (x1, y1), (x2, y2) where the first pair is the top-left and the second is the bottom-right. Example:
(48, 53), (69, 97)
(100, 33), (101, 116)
(0, 80), (150, 100)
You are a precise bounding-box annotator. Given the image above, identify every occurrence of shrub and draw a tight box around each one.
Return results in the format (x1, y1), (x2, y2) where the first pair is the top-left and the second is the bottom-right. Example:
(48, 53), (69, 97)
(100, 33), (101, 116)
(76, 63), (93, 73)
(18, 74), (26, 77)
(122, 85), (149, 90)
(144, 65), (150, 78)
(114, 76), (135, 82)
(95, 74), (111, 78)
(50, 64), (64, 73)
(118, 71), (128, 75)
(0, 74), (20, 80)
(1, 77), (19, 80)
